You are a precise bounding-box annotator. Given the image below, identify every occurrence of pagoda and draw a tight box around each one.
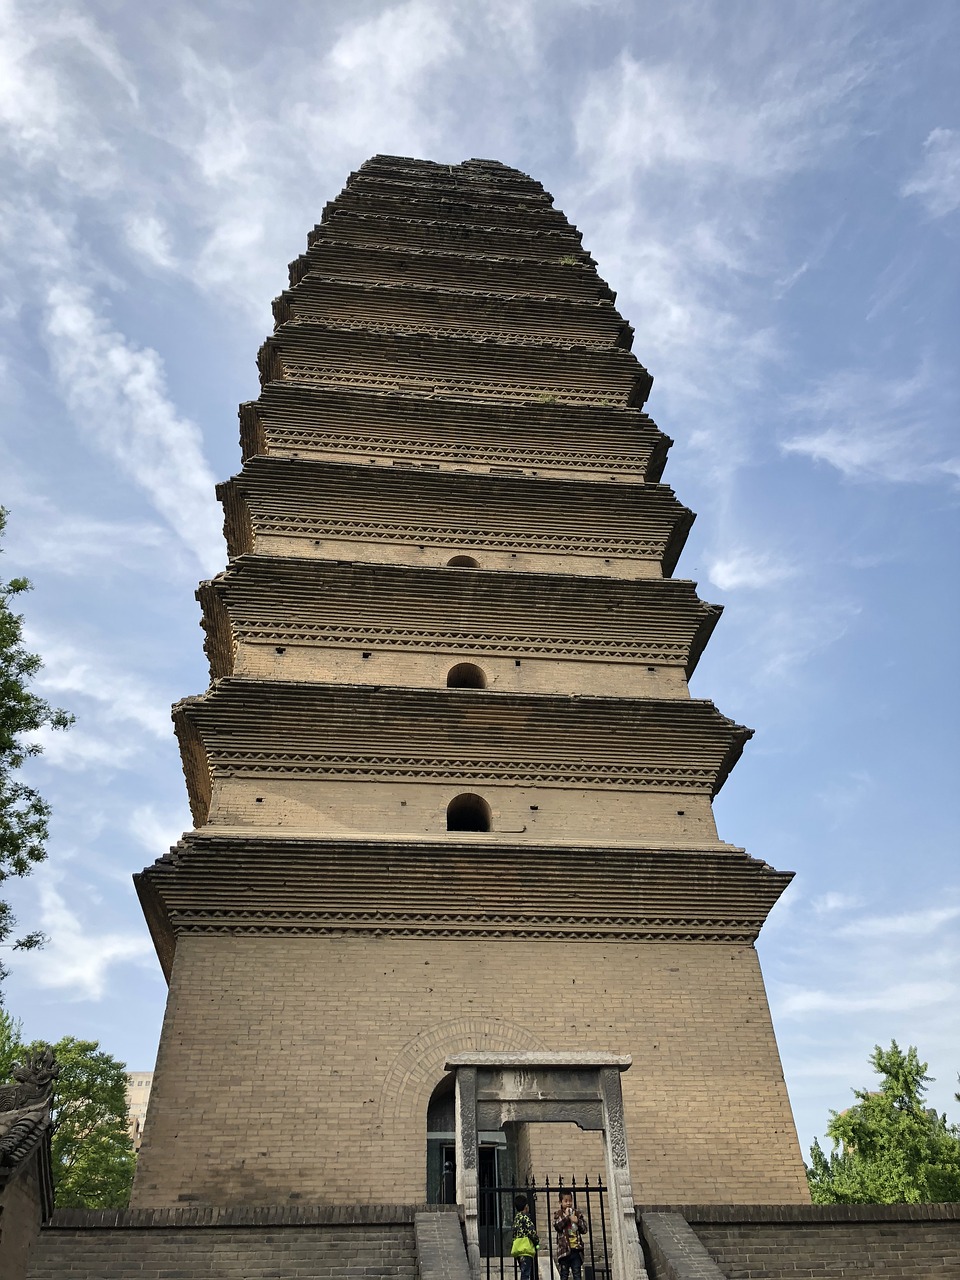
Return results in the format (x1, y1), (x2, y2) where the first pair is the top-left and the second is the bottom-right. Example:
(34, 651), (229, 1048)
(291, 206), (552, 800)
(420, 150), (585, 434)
(132, 156), (809, 1211)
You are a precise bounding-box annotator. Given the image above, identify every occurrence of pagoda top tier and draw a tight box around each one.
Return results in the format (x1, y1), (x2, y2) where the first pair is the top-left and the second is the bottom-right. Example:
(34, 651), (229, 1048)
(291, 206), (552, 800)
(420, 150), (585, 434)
(348, 154), (552, 197)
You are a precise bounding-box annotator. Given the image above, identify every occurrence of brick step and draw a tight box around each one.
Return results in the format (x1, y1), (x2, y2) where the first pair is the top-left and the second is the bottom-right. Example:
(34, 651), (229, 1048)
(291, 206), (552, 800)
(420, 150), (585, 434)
(197, 556), (719, 680)
(345, 172), (554, 211)
(218, 457), (692, 572)
(239, 383), (668, 482)
(273, 276), (632, 350)
(289, 241), (613, 302)
(356, 154), (546, 198)
(311, 210), (584, 262)
(258, 325), (651, 409)
(325, 189), (570, 231)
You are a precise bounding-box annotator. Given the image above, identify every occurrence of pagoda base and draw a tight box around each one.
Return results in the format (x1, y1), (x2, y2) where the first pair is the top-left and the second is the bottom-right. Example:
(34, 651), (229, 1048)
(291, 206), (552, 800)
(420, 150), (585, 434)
(132, 834), (809, 1209)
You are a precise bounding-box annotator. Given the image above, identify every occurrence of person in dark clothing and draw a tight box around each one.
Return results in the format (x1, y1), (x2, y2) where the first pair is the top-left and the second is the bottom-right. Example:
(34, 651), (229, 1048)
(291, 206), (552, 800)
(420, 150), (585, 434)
(553, 1191), (587, 1280)
(511, 1193), (539, 1280)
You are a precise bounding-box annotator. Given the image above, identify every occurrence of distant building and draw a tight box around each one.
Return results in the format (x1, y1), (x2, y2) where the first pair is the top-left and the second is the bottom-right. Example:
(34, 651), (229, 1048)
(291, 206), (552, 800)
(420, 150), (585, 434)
(124, 1073), (153, 1153)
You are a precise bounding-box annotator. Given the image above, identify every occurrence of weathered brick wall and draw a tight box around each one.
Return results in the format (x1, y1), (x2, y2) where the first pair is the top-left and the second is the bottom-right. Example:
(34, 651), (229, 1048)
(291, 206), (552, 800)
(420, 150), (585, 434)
(0, 1153), (45, 1280)
(639, 1204), (960, 1279)
(696, 1221), (960, 1278)
(233, 644), (692, 699)
(207, 776), (721, 844)
(521, 1125), (606, 1186)
(28, 1207), (417, 1280)
(257, 530), (664, 577)
(132, 935), (808, 1208)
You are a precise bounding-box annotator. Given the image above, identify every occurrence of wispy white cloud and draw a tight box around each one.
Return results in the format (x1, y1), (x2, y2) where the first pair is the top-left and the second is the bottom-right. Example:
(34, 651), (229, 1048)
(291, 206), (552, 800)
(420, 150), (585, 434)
(782, 363), (959, 485)
(22, 869), (154, 1001)
(472, 0), (548, 72)
(41, 282), (223, 571)
(27, 724), (140, 773)
(719, 593), (860, 689)
(0, 197), (79, 326)
(901, 127), (960, 218)
(812, 891), (863, 915)
(574, 47), (868, 185)
(130, 802), (191, 857)
(28, 632), (172, 739)
(148, 0), (464, 313)
(836, 905), (960, 940)
(0, 193), (224, 577)
(0, 0), (135, 193)
(767, 879), (960, 1146)
(708, 549), (797, 591)
(323, 0), (462, 131)
(773, 216), (847, 299)
(4, 503), (172, 576)
(123, 212), (178, 272)
(779, 980), (955, 1016)
(567, 14), (879, 499)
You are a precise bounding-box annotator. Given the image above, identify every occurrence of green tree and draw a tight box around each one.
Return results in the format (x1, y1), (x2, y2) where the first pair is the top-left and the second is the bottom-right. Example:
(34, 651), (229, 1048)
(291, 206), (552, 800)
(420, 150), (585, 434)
(35, 1036), (136, 1209)
(0, 998), (22, 1080)
(0, 506), (74, 978)
(807, 1041), (960, 1204)
(1, 1009), (136, 1208)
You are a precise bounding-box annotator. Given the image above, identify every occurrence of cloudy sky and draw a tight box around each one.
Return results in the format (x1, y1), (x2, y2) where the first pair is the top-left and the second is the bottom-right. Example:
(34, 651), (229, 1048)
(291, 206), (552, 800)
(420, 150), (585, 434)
(1, 0), (958, 1162)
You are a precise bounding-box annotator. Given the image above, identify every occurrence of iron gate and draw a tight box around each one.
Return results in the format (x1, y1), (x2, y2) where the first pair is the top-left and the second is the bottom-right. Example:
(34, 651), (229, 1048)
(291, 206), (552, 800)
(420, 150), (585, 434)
(480, 1177), (611, 1280)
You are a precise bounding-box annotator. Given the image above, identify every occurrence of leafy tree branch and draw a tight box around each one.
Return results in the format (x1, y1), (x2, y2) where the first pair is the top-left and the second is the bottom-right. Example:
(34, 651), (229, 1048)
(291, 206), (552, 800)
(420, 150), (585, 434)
(0, 506), (74, 976)
(807, 1041), (960, 1204)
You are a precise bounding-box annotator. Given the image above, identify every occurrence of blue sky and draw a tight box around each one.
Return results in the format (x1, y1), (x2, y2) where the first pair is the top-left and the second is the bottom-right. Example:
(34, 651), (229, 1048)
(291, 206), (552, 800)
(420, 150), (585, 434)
(1, 0), (958, 1163)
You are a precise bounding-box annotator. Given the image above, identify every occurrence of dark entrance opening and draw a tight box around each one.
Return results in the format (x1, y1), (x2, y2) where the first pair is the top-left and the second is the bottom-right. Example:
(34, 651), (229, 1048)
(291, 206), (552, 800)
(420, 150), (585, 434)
(447, 662), (487, 688)
(446, 793), (491, 832)
(427, 1074), (509, 1224)
(426, 1073), (456, 1204)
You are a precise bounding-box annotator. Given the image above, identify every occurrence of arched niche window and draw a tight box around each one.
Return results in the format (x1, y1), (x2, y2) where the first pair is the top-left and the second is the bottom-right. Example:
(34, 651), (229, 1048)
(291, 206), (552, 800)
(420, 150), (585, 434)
(446, 662), (487, 689)
(447, 793), (491, 833)
(446, 555), (478, 568)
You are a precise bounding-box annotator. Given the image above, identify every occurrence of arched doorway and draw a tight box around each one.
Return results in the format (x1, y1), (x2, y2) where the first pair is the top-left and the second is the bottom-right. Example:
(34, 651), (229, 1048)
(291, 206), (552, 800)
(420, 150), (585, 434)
(426, 1072), (457, 1205)
(426, 1073), (513, 1239)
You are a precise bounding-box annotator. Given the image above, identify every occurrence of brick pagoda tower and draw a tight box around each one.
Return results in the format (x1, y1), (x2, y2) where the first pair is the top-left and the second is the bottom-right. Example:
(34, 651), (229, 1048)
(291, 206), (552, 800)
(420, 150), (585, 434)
(133, 156), (809, 1209)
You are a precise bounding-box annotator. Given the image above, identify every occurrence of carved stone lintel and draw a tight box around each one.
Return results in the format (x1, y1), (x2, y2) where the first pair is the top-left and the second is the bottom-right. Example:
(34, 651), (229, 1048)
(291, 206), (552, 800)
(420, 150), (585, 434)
(477, 1099), (604, 1130)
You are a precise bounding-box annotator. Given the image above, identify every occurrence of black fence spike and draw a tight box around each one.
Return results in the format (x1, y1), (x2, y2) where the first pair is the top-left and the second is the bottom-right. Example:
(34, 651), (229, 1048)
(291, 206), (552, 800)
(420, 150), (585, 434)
(482, 1178), (611, 1280)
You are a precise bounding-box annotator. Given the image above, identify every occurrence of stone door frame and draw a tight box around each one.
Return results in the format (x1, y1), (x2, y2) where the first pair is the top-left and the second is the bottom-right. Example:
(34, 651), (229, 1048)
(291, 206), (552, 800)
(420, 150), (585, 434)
(446, 1053), (647, 1280)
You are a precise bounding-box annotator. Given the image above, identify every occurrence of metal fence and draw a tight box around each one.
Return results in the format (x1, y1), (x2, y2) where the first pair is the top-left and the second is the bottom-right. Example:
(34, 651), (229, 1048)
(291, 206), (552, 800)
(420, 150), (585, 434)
(480, 1177), (610, 1280)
